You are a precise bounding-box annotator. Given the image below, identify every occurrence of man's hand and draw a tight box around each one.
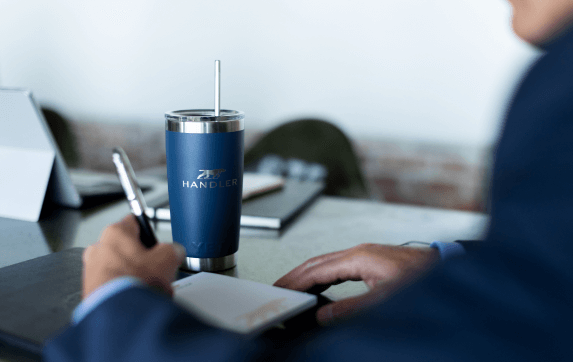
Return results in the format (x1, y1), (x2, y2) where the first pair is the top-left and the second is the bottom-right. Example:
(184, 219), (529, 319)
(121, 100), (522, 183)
(82, 215), (187, 299)
(274, 243), (439, 324)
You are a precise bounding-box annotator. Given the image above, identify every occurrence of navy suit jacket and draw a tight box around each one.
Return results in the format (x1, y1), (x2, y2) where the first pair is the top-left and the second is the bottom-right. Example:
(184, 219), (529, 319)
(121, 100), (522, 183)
(44, 28), (573, 361)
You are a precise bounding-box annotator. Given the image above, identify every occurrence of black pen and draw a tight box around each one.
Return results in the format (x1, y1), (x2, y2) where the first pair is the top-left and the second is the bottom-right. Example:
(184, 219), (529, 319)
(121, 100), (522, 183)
(112, 147), (158, 248)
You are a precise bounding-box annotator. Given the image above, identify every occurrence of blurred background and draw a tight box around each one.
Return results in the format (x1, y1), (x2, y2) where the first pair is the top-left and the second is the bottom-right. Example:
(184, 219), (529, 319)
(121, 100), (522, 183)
(0, 0), (540, 211)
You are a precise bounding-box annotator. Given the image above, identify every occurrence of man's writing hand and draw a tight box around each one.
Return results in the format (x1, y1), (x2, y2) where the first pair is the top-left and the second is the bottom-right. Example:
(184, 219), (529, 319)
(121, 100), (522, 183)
(273, 243), (439, 324)
(82, 215), (187, 299)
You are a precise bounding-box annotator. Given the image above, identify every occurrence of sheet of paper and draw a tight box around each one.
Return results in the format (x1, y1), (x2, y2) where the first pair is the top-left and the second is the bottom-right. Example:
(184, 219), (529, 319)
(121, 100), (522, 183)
(172, 272), (316, 334)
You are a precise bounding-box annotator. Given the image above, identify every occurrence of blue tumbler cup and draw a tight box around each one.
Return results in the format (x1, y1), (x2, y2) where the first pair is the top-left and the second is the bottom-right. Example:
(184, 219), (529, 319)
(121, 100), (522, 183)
(165, 109), (244, 271)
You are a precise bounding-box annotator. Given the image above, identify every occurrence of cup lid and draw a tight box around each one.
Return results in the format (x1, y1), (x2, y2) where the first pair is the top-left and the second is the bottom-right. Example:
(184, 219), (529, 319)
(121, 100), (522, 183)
(165, 109), (244, 133)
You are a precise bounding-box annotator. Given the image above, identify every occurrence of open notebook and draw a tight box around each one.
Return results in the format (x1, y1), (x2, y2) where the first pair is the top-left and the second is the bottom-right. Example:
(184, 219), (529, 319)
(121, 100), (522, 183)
(173, 272), (317, 335)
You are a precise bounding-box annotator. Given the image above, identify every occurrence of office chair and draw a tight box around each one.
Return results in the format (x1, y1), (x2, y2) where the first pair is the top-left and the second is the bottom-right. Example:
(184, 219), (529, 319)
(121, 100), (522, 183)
(244, 119), (370, 199)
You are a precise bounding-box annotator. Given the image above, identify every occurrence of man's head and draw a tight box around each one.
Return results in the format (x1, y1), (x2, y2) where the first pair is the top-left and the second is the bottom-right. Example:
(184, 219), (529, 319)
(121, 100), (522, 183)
(508, 0), (573, 45)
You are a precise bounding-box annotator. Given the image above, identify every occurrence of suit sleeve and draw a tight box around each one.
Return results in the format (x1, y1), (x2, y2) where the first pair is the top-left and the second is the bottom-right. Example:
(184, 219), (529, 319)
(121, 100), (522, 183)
(454, 240), (482, 254)
(43, 286), (260, 362)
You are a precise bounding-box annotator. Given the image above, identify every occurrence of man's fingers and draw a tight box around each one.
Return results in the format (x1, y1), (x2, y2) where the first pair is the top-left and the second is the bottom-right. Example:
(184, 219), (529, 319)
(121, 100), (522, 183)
(165, 242), (187, 265)
(274, 251), (363, 292)
(101, 215), (139, 244)
(275, 245), (371, 291)
(274, 259), (335, 291)
(316, 289), (385, 325)
(84, 215), (189, 300)
(148, 243), (187, 273)
(171, 243), (187, 263)
(99, 215), (147, 257)
(116, 214), (140, 236)
(83, 245), (96, 264)
(139, 243), (186, 295)
(274, 250), (350, 289)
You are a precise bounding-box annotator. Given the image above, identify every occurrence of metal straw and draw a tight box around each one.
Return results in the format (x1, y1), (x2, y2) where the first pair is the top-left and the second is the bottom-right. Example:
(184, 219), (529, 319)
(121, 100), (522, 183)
(214, 60), (220, 117)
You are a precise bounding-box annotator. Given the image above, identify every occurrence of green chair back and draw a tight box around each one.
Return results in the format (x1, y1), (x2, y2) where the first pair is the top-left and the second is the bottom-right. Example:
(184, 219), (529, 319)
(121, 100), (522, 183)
(245, 119), (369, 198)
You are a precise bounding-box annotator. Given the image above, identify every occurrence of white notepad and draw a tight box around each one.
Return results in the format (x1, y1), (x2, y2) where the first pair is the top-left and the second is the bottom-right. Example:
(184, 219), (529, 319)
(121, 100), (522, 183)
(172, 272), (317, 334)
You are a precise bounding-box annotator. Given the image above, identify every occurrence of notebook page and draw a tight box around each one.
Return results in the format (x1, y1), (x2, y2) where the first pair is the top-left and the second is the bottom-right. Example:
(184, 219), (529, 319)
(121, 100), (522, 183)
(173, 272), (316, 334)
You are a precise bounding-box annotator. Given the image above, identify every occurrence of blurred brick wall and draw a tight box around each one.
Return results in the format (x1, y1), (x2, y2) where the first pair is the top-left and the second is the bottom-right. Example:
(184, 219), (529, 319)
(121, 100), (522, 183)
(357, 139), (492, 213)
(67, 121), (491, 213)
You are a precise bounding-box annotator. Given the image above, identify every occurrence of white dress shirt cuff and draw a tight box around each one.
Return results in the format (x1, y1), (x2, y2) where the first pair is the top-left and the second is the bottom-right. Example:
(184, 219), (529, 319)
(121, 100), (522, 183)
(72, 277), (144, 325)
(430, 241), (466, 260)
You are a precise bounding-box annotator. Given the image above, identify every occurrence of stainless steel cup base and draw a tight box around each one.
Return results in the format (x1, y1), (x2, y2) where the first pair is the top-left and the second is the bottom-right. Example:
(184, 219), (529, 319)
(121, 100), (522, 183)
(182, 253), (237, 272)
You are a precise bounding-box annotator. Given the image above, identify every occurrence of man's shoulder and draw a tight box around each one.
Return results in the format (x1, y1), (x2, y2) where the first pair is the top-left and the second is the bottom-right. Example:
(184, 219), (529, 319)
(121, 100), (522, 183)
(517, 29), (573, 107)
(500, 28), (573, 152)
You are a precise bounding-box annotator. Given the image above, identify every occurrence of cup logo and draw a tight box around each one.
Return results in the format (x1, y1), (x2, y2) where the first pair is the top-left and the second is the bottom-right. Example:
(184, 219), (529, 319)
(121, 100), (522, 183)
(183, 168), (237, 189)
(197, 169), (226, 179)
